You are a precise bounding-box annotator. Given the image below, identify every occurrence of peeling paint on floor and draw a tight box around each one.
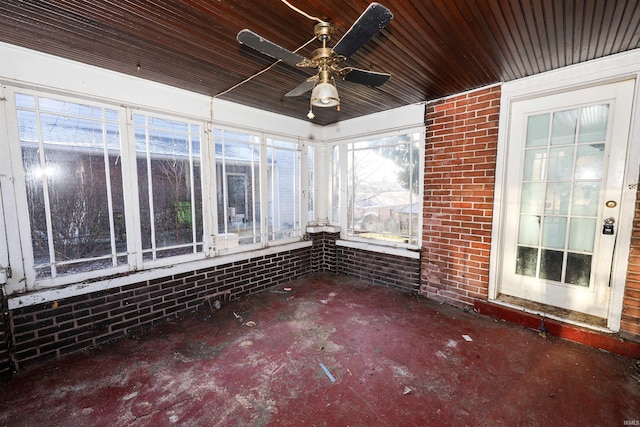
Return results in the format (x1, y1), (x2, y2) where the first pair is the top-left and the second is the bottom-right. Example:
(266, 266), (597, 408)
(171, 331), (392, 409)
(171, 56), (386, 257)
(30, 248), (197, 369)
(0, 273), (638, 426)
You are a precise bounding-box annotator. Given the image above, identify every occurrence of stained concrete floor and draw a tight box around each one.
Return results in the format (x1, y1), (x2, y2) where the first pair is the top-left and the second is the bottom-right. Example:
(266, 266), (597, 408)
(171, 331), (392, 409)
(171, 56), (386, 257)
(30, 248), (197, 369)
(1, 273), (639, 426)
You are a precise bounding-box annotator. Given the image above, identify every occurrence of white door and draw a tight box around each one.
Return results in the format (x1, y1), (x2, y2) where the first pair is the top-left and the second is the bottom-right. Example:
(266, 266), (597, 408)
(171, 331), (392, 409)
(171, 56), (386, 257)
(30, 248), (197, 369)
(500, 79), (635, 318)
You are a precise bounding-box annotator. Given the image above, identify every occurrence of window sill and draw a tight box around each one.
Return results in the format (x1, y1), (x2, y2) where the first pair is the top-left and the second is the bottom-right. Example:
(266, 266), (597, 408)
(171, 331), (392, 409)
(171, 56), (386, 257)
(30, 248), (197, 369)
(8, 240), (312, 309)
(336, 239), (421, 259)
(306, 225), (341, 233)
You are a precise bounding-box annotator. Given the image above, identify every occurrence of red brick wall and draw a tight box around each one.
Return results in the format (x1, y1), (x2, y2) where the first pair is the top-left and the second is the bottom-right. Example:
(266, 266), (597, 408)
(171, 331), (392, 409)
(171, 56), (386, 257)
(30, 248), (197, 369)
(621, 187), (640, 341)
(421, 86), (500, 307)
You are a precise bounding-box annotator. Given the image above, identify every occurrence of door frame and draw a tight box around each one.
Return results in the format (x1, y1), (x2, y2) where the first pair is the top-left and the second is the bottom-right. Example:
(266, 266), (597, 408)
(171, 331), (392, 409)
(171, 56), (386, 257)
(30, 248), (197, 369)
(489, 50), (640, 332)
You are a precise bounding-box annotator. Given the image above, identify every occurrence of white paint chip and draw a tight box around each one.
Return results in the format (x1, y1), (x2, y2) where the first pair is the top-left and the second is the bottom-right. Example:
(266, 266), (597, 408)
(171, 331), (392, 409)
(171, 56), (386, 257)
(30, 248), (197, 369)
(462, 334), (473, 342)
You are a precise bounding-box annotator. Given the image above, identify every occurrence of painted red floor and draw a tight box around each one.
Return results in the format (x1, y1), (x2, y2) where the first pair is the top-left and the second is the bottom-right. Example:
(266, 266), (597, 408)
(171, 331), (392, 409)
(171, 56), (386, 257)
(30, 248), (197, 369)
(1, 273), (639, 426)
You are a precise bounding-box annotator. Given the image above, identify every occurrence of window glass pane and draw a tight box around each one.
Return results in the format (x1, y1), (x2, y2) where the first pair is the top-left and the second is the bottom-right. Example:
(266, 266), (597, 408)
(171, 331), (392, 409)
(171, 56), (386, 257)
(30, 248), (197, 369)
(526, 114), (549, 147)
(39, 97), (103, 119)
(17, 94), (125, 278)
(215, 131), (262, 248)
(579, 105), (608, 143)
(16, 93), (36, 108)
(550, 109), (577, 145)
(347, 132), (420, 245)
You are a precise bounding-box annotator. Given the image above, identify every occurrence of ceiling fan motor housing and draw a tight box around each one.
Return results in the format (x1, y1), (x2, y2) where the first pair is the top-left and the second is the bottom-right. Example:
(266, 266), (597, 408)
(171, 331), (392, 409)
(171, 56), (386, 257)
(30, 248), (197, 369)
(314, 21), (335, 41)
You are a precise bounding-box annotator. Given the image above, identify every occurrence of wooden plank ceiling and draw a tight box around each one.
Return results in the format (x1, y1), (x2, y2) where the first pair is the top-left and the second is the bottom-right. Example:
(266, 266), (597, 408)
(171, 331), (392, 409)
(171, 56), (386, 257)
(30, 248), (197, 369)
(1, 1), (639, 125)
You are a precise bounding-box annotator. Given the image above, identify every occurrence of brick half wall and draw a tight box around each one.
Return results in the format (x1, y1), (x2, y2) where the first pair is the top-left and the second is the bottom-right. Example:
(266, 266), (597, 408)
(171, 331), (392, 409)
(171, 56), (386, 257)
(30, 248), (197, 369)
(8, 246), (311, 370)
(310, 231), (339, 273)
(421, 86), (500, 307)
(336, 243), (421, 293)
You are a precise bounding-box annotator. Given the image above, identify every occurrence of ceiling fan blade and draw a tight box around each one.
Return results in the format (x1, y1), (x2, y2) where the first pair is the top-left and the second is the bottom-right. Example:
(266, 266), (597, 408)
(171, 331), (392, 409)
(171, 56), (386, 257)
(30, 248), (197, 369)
(333, 3), (393, 58)
(285, 79), (316, 97)
(341, 68), (390, 86)
(237, 29), (307, 67)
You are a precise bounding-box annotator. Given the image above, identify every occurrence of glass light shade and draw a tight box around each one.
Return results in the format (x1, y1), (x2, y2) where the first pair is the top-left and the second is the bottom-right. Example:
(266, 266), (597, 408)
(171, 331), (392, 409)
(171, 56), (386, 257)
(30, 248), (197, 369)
(310, 82), (340, 107)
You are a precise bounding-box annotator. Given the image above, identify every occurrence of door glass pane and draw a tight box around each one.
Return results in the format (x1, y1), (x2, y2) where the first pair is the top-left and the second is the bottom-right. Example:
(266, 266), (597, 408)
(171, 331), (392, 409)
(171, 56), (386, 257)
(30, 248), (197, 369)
(516, 246), (538, 277)
(515, 102), (609, 288)
(547, 146), (574, 180)
(571, 182), (600, 216)
(526, 114), (549, 147)
(568, 218), (596, 252)
(518, 215), (540, 246)
(575, 144), (604, 180)
(545, 182), (570, 215)
(523, 149), (547, 181)
(565, 253), (592, 286)
(520, 182), (545, 214)
(540, 249), (563, 281)
(579, 105), (609, 142)
(542, 217), (566, 249)
(551, 109), (578, 145)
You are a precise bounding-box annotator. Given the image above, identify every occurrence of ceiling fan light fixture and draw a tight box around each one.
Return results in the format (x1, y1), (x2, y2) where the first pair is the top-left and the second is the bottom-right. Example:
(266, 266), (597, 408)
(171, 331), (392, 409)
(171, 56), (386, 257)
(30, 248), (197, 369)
(311, 81), (340, 108)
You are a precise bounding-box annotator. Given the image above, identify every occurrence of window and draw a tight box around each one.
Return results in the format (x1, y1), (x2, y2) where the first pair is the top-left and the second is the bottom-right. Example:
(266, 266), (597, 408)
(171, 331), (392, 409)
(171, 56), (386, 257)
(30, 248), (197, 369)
(214, 129), (262, 249)
(134, 114), (204, 261)
(332, 145), (340, 223)
(346, 132), (422, 246)
(17, 94), (126, 278)
(266, 138), (302, 241)
(307, 145), (314, 223)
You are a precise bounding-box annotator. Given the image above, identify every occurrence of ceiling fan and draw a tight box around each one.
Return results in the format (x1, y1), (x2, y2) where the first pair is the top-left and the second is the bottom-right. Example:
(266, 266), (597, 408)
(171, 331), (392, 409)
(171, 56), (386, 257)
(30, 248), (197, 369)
(237, 2), (393, 118)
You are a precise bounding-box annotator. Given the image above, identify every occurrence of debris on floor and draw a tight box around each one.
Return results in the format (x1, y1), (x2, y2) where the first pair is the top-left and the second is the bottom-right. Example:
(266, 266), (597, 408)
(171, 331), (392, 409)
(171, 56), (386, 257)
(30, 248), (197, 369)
(462, 334), (473, 342)
(320, 363), (336, 383)
(0, 273), (636, 426)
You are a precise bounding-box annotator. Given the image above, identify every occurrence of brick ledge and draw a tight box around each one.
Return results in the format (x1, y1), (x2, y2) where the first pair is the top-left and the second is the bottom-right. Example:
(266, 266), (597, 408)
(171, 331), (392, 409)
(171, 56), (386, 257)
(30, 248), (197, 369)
(474, 300), (640, 358)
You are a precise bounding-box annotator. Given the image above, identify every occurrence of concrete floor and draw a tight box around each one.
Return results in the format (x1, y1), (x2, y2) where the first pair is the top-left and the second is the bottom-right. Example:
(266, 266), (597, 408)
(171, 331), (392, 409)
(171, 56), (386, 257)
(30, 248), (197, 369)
(1, 273), (639, 426)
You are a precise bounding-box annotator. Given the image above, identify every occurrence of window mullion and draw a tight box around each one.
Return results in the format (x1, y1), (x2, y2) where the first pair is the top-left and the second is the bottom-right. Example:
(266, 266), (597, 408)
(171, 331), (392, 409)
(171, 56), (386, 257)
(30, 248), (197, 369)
(33, 97), (58, 278)
(202, 123), (215, 256)
(188, 125), (197, 253)
(300, 141), (308, 228)
(260, 136), (269, 245)
(101, 109), (118, 267)
(121, 108), (143, 270)
(143, 116), (157, 261)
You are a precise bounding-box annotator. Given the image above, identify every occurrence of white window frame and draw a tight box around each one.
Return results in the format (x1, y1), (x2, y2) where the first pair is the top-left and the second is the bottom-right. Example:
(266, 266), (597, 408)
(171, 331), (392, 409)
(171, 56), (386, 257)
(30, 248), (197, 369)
(335, 127), (425, 250)
(126, 108), (212, 269)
